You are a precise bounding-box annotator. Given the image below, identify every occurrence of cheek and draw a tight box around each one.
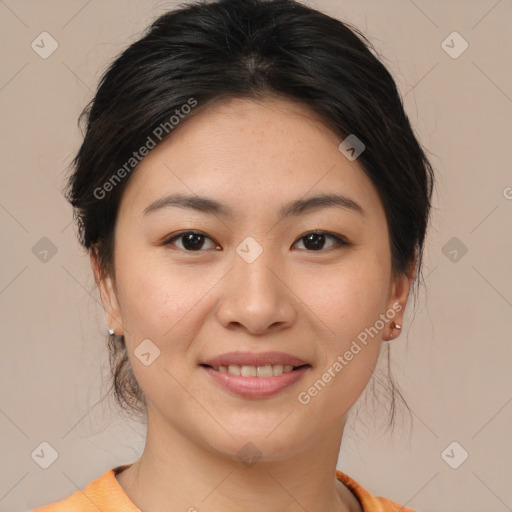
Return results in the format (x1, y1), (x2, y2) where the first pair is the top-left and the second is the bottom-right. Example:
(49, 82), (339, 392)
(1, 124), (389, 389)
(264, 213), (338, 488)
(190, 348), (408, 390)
(113, 258), (208, 408)
(114, 251), (217, 346)
(296, 266), (388, 405)
(296, 256), (390, 338)
(297, 257), (390, 415)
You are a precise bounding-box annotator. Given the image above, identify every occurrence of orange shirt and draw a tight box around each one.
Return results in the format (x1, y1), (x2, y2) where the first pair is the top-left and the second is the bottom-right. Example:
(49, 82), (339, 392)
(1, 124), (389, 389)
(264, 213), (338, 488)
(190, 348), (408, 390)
(31, 464), (419, 512)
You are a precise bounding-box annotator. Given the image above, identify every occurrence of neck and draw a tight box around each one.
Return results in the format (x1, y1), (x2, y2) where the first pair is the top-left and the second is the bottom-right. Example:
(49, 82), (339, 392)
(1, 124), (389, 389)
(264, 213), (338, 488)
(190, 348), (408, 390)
(116, 407), (361, 512)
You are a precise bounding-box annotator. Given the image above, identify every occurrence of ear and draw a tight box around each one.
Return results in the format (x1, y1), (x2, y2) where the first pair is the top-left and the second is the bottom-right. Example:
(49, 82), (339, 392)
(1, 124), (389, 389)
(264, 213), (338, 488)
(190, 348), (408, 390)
(384, 257), (417, 341)
(90, 249), (124, 336)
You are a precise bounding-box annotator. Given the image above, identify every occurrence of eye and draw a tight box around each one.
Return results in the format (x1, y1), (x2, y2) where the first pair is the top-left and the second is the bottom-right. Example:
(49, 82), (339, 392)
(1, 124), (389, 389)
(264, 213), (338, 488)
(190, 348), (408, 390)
(162, 229), (348, 252)
(293, 230), (348, 251)
(162, 231), (221, 251)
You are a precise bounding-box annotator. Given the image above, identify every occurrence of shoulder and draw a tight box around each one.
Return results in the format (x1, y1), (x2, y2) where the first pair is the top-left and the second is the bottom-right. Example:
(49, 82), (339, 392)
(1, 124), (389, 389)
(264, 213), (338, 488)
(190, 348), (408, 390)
(30, 465), (140, 512)
(336, 470), (420, 512)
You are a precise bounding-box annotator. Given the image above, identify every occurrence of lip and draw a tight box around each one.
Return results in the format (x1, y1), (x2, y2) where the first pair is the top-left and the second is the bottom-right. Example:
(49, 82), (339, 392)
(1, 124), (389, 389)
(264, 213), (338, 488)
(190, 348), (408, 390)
(201, 365), (310, 398)
(200, 351), (310, 399)
(201, 351), (308, 367)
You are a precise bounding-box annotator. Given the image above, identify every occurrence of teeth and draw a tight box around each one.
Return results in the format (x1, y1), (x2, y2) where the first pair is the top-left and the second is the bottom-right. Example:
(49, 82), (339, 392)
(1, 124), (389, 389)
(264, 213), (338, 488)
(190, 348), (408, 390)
(272, 364), (283, 376)
(228, 365), (241, 376)
(258, 365), (273, 377)
(241, 365), (257, 377)
(213, 363), (297, 377)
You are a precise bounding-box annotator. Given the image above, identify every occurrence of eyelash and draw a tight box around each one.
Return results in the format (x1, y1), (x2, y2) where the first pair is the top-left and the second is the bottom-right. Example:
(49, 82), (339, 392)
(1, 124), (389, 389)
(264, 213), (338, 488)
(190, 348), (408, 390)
(161, 230), (349, 252)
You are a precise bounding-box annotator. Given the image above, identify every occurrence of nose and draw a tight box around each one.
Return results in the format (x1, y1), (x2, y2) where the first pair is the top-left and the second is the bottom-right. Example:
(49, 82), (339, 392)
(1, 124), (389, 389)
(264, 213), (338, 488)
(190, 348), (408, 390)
(215, 244), (297, 335)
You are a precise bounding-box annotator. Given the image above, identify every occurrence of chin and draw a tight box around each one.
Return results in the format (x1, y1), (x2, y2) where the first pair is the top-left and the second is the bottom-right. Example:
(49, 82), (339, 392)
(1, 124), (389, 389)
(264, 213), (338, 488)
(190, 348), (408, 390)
(190, 415), (315, 465)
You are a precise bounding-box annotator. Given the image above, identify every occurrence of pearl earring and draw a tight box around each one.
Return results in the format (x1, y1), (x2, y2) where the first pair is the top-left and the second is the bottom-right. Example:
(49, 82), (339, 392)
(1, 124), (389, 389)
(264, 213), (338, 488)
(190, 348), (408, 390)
(108, 327), (115, 335)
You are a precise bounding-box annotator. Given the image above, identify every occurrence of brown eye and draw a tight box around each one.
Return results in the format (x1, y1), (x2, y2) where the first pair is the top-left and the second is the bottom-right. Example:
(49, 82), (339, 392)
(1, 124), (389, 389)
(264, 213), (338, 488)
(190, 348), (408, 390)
(163, 231), (220, 251)
(162, 230), (347, 253)
(293, 231), (348, 251)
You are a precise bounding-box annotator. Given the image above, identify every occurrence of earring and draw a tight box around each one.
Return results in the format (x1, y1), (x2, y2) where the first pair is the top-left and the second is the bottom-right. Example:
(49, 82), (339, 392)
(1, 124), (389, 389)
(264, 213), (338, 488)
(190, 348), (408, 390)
(387, 321), (402, 341)
(108, 327), (115, 335)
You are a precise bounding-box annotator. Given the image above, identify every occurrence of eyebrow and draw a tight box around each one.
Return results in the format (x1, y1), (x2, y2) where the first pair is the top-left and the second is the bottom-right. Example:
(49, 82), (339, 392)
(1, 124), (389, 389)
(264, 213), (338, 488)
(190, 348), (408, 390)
(143, 192), (366, 219)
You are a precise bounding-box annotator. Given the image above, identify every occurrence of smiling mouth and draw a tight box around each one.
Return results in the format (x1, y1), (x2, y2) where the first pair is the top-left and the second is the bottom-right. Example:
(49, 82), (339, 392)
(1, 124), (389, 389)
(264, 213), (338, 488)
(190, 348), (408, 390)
(200, 363), (310, 377)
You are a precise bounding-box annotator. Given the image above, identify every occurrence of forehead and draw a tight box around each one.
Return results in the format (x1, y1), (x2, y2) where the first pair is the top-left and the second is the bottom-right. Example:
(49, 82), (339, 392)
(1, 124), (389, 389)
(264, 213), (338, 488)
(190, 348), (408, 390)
(118, 97), (384, 223)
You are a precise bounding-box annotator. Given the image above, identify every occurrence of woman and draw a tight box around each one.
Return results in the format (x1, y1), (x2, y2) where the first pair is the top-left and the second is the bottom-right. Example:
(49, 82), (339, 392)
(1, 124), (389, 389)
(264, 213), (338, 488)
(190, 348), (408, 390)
(32, 0), (434, 510)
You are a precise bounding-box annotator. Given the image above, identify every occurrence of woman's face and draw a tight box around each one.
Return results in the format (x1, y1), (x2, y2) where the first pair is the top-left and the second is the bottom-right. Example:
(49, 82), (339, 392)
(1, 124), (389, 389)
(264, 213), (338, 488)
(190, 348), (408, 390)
(95, 97), (413, 460)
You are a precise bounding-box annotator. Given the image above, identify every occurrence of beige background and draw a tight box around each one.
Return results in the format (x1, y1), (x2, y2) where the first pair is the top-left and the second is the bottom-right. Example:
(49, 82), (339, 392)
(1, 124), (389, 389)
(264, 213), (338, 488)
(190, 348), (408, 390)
(1, 1), (511, 511)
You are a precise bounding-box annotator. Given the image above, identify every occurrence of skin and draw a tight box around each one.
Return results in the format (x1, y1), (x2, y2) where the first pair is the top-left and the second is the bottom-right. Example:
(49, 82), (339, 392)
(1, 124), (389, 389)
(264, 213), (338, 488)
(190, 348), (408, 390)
(92, 97), (415, 512)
